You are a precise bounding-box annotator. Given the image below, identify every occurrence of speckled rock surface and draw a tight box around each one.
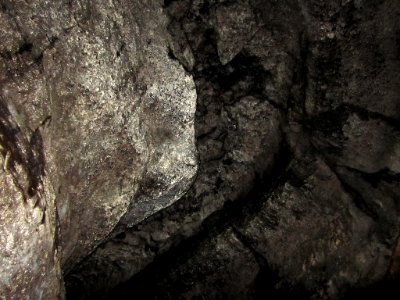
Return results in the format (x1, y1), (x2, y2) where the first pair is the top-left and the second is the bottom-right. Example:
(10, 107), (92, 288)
(1, 0), (400, 299)
(66, 0), (400, 299)
(0, 150), (63, 299)
(0, 0), (197, 298)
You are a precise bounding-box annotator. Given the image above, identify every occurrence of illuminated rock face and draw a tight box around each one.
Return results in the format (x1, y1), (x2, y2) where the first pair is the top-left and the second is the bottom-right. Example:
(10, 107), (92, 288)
(67, 1), (400, 299)
(0, 0), (197, 298)
(2, 0), (400, 299)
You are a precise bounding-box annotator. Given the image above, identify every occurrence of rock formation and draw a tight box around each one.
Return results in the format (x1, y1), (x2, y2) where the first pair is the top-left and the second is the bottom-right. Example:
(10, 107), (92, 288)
(1, 0), (399, 299)
(0, 0), (196, 298)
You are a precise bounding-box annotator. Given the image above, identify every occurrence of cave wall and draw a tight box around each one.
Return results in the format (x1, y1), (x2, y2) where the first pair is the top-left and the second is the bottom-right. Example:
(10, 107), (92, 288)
(1, 0), (399, 299)
(67, 0), (400, 299)
(0, 0), (197, 298)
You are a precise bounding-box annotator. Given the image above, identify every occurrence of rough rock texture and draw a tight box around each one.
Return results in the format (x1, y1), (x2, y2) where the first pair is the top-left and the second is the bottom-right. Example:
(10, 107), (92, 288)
(113, 228), (262, 300)
(0, 150), (63, 299)
(0, 0), (197, 298)
(66, 0), (400, 299)
(1, 0), (400, 299)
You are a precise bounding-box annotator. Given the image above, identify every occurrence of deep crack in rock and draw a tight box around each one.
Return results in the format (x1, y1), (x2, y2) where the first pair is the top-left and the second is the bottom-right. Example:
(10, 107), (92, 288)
(1, 0), (399, 299)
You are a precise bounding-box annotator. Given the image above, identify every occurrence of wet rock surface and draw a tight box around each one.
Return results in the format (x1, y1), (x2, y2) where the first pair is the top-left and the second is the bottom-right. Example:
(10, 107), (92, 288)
(1, 0), (399, 299)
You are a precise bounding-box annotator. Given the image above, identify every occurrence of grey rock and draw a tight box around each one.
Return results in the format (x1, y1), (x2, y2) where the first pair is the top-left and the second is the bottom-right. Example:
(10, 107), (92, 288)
(0, 0), (197, 298)
(340, 114), (400, 173)
(2, 0), (400, 299)
(210, 0), (259, 65)
(65, 0), (286, 296)
(237, 157), (392, 299)
(0, 149), (63, 300)
(66, 1), (400, 299)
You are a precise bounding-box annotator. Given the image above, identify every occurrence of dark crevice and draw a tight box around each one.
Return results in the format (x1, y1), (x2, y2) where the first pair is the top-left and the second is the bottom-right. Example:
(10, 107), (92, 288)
(297, 32), (310, 120)
(34, 52), (44, 65)
(0, 97), (47, 201)
(343, 103), (400, 130)
(305, 105), (349, 134)
(342, 279), (400, 300)
(328, 162), (380, 221)
(27, 128), (45, 198)
(61, 0), (400, 299)
(16, 42), (33, 54)
(102, 141), (292, 299)
(340, 165), (400, 186)
(166, 46), (192, 73)
(0, 98), (25, 168)
(116, 43), (125, 58)
(67, 0), (295, 296)
(304, 98), (400, 136)
(163, 0), (175, 8)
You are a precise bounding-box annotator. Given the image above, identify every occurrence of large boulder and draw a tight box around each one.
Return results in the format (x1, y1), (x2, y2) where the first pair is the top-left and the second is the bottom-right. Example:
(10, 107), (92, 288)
(0, 0), (197, 298)
(66, 0), (400, 299)
(1, 0), (399, 299)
